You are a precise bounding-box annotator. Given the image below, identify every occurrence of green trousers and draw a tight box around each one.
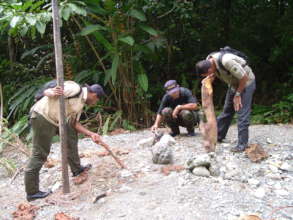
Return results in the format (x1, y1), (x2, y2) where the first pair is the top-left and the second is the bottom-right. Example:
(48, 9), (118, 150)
(24, 113), (81, 195)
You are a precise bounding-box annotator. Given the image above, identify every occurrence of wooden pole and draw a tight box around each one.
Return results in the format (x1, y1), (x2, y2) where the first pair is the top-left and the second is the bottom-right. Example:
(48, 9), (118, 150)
(52, 0), (70, 193)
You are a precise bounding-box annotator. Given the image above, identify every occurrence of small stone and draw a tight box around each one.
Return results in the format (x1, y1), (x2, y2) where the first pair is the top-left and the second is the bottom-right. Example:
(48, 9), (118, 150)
(274, 189), (289, 196)
(186, 154), (211, 170)
(192, 166), (210, 177)
(51, 181), (61, 192)
(280, 162), (293, 172)
(254, 187), (266, 198)
(120, 170), (133, 178)
(248, 179), (260, 187)
(266, 138), (272, 144)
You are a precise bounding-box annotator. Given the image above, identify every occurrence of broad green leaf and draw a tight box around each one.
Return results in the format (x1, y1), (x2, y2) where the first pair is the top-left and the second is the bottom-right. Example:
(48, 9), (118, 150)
(118, 36), (134, 46)
(36, 21), (46, 34)
(23, 1), (33, 11)
(25, 16), (37, 26)
(104, 69), (111, 86)
(110, 54), (119, 84)
(30, 0), (44, 11)
(137, 72), (148, 92)
(62, 7), (71, 21)
(92, 31), (113, 52)
(80, 24), (106, 36)
(129, 9), (146, 22)
(10, 16), (21, 28)
(68, 3), (87, 16)
(139, 25), (158, 36)
(20, 24), (29, 36)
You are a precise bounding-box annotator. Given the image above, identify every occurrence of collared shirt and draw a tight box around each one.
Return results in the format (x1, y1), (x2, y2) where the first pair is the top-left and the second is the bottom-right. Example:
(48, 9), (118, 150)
(208, 52), (255, 89)
(30, 81), (87, 126)
(157, 87), (197, 114)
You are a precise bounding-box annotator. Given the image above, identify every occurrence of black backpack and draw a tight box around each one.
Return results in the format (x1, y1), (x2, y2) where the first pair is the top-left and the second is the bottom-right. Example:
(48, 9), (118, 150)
(209, 46), (249, 74)
(34, 80), (82, 102)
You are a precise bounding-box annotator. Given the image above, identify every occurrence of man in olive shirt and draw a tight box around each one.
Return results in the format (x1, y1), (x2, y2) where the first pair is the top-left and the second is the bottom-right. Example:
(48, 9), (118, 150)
(196, 51), (256, 152)
(25, 81), (105, 201)
(151, 80), (199, 136)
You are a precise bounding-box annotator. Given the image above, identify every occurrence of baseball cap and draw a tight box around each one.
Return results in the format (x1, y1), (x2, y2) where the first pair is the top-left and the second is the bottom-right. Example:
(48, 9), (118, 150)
(87, 84), (106, 97)
(164, 80), (180, 95)
(196, 60), (212, 75)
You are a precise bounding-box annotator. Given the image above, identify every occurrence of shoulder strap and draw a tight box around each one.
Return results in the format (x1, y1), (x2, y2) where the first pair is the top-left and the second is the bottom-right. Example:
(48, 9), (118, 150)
(218, 52), (229, 73)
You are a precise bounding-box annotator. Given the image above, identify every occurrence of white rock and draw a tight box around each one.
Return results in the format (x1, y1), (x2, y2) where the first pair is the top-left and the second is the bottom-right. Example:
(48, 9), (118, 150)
(192, 166), (210, 177)
(280, 162), (293, 172)
(266, 138), (272, 144)
(137, 137), (154, 148)
(275, 189), (289, 196)
(120, 170), (133, 178)
(274, 182), (282, 190)
(51, 181), (61, 192)
(254, 187), (266, 198)
(119, 185), (132, 193)
(248, 178), (260, 187)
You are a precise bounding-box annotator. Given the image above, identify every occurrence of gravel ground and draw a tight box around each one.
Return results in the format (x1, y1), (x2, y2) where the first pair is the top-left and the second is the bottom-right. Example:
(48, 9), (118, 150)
(0, 124), (293, 220)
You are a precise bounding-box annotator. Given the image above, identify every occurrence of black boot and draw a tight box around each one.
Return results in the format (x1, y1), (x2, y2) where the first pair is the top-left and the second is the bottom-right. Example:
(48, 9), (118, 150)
(72, 164), (92, 177)
(169, 126), (180, 137)
(27, 190), (52, 202)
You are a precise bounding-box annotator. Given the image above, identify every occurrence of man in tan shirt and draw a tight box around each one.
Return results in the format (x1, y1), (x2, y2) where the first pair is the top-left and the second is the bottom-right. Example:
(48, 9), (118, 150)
(25, 81), (105, 201)
(196, 51), (256, 152)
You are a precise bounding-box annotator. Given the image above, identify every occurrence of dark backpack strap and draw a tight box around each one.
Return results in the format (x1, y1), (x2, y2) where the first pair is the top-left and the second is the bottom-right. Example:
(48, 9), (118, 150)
(217, 52), (229, 74)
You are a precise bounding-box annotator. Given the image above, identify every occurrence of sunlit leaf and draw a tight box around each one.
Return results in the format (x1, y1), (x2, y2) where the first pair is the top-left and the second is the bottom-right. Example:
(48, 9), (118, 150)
(36, 21), (46, 34)
(80, 24), (106, 36)
(25, 16), (37, 26)
(137, 72), (148, 92)
(110, 54), (119, 84)
(10, 16), (21, 28)
(129, 9), (146, 21)
(118, 36), (134, 46)
(139, 25), (158, 36)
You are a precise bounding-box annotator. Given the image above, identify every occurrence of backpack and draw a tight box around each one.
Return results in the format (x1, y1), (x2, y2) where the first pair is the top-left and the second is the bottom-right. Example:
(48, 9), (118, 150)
(208, 46), (249, 74)
(34, 80), (82, 102)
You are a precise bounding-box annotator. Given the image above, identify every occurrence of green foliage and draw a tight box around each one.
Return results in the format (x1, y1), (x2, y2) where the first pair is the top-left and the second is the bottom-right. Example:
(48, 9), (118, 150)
(252, 93), (293, 124)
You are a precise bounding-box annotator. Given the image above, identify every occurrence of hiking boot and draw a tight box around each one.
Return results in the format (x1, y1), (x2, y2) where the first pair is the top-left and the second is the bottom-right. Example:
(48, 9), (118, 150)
(187, 131), (196, 137)
(218, 138), (230, 143)
(27, 190), (52, 202)
(231, 145), (246, 152)
(72, 164), (92, 177)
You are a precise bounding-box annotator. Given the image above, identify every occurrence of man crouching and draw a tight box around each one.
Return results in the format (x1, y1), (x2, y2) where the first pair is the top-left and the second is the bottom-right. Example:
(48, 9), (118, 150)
(151, 80), (199, 137)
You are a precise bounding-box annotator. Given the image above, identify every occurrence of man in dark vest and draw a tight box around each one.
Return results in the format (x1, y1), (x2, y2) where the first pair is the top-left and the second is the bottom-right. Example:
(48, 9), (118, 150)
(25, 81), (105, 201)
(151, 80), (199, 137)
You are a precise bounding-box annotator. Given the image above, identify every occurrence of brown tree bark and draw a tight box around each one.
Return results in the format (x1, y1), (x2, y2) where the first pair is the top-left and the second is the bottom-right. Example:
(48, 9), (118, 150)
(199, 76), (217, 152)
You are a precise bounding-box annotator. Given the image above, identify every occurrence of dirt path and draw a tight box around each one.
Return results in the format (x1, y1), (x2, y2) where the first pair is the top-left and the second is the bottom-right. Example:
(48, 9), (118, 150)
(0, 125), (293, 220)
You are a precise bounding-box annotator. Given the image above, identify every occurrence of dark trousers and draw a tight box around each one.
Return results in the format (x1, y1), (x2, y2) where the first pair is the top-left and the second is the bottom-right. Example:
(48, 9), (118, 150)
(24, 113), (81, 195)
(161, 107), (199, 133)
(217, 81), (256, 147)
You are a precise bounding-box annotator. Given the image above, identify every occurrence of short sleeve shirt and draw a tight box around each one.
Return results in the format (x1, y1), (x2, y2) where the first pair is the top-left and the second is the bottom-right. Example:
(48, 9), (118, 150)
(208, 52), (255, 89)
(157, 87), (197, 114)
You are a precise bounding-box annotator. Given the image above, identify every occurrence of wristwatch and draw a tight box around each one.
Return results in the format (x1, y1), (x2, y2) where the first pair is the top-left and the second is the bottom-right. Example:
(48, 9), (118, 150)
(235, 91), (241, 97)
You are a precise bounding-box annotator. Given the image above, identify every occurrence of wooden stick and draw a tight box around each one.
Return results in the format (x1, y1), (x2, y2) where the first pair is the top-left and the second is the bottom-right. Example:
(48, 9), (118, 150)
(52, 0), (70, 193)
(96, 141), (127, 169)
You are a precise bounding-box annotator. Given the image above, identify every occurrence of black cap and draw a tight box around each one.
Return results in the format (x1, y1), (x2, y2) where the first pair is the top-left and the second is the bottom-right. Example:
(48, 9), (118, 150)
(196, 60), (211, 75)
(87, 84), (106, 97)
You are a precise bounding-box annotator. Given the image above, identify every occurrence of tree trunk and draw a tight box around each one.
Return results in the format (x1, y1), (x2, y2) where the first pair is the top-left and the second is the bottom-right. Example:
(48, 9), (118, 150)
(199, 76), (217, 152)
(8, 36), (16, 70)
(52, 0), (70, 193)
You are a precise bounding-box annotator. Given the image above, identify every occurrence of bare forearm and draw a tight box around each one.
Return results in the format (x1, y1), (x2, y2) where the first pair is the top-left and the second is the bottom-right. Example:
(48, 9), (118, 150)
(154, 114), (163, 126)
(74, 122), (94, 136)
(236, 75), (248, 93)
(179, 103), (198, 111)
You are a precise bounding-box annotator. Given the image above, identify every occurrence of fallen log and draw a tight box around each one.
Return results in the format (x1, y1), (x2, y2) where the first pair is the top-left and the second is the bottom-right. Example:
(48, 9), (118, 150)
(200, 75), (217, 152)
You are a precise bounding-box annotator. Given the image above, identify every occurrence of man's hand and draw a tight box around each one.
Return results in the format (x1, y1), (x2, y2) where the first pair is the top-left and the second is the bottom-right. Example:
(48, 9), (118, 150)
(172, 105), (181, 118)
(44, 86), (64, 97)
(151, 124), (158, 132)
(90, 133), (102, 144)
(233, 95), (242, 111)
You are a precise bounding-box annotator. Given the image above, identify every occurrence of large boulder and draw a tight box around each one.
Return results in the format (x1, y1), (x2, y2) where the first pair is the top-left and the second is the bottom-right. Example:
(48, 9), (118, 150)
(151, 134), (175, 164)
